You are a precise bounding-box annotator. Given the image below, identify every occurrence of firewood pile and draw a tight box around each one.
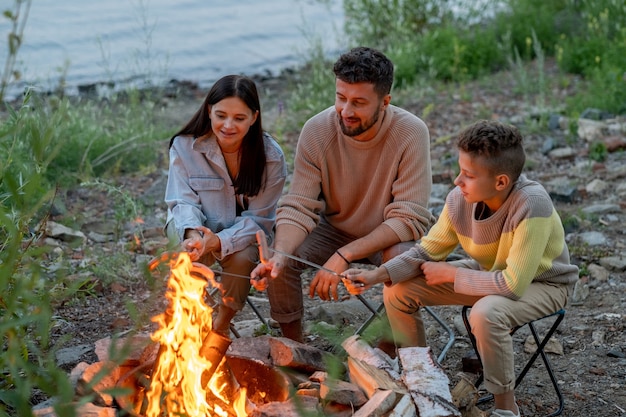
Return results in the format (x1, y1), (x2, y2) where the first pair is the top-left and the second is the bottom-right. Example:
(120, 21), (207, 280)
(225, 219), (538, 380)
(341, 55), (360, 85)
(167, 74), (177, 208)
(33, 333), (486, 417)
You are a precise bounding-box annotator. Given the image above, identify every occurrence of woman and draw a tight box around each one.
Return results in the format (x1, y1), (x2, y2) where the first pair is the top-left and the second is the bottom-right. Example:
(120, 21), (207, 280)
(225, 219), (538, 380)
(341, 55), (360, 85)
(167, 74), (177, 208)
(165, 74), (287, 335)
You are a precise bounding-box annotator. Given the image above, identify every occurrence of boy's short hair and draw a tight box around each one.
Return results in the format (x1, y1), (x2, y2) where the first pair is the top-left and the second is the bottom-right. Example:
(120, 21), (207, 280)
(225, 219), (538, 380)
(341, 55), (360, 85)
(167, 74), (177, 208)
(456, 120), (525, 181)
(333, 46), (394, 98)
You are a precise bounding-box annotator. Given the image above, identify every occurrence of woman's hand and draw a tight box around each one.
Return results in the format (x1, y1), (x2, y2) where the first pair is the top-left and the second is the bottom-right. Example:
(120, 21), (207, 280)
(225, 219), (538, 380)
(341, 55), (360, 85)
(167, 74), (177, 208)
(182, 226), (219, 261)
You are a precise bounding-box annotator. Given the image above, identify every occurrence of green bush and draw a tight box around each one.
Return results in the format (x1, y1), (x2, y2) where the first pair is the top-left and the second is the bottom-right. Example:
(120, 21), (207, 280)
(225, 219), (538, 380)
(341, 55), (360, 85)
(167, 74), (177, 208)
(0, 94), (77, 417)
(492, 0), (570, 59)
(1, 91), (172, 190)
(1, 93), (153, 416)
(339, 0), (626, 116)
(556, 0), (626, 113)
(285, 40), (337, 129)
(416, 24), (507, 82)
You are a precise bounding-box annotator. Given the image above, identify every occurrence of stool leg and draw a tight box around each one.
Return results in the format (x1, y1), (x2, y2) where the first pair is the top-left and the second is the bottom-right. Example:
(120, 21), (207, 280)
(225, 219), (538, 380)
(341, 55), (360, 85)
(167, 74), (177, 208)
(357, 303), (456, 364)
(355, 302), (386, 336)
(424, 306), (456, 363)
(461, 306), (485, 388)
(246, 296), (269, 331)
(462, 307), (566, 416)
(516, 314), (565, 417)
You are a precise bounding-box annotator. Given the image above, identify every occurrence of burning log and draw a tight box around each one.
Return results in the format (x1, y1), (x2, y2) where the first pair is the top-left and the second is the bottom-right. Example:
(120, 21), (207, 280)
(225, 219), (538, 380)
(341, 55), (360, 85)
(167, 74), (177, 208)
(200, 330), (233, 386)
(59, 253), (464, 417)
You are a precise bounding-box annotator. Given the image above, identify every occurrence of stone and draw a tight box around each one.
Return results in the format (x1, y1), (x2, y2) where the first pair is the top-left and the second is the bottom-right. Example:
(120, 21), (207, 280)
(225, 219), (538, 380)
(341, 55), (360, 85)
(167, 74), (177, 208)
(524, 336), (564, 355)
(44, 220), (86, 243)
(570, 279), (589, 305)
(581, 204), (621, 215)
(578, 118), (607, 142)
(55, 344), (92, 367)
(587, 264), (610, 282)
(599, 255), (626, 272)
(548, 146), (577, 159)
(94, 334), (153, 363)
(578, 231), (606, 246)
(585, 178), (608, 194)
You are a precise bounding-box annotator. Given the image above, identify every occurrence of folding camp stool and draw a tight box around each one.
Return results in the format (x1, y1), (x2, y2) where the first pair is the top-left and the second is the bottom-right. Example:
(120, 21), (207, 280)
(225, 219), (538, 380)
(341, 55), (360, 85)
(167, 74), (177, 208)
(461, 306), (566, 417)
(354, 296), (456, 364)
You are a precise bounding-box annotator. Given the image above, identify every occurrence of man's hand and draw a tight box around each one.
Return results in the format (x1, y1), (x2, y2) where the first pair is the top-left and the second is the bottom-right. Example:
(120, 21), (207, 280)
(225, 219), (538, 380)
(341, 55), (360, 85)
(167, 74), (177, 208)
(309, 271), (342, 301)
(308, 252), (351, 301)
(250, 253), (287, 292)
(420, 261), (457, 286)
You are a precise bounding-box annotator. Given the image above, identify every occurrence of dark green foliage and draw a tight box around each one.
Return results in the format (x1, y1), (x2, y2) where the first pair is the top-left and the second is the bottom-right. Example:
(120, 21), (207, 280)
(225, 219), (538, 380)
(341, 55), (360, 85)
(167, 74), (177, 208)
(0, 94), (77, 416)
(340, 0), (625, 115)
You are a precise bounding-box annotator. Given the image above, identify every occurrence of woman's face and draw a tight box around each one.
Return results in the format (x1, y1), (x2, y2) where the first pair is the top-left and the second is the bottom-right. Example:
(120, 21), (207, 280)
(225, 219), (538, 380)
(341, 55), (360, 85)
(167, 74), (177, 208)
(209, 96), (258, 152)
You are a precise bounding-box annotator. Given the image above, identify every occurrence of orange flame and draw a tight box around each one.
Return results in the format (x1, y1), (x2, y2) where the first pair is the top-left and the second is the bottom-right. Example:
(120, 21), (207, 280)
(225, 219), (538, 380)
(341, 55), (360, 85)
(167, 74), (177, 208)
(145, 252), (248, 417)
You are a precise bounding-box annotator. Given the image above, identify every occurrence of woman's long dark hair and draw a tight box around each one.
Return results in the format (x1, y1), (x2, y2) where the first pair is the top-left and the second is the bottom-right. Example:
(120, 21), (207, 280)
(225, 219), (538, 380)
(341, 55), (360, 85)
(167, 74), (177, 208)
(169, 74), (267, 197)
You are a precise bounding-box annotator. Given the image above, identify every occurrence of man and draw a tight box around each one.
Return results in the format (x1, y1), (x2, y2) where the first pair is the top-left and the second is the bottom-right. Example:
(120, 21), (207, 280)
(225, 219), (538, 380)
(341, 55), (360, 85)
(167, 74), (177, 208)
(251, 46), (435, 342)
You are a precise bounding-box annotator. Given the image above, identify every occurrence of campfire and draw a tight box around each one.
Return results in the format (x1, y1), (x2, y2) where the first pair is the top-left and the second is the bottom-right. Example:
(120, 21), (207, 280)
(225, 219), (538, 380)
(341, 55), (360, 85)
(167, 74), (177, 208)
(141, 252), (252, 416)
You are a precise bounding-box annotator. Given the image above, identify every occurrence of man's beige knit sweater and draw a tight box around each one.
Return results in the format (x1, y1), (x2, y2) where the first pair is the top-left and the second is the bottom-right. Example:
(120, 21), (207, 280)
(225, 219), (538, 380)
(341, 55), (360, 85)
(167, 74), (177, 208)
(276, 105), (435, 242)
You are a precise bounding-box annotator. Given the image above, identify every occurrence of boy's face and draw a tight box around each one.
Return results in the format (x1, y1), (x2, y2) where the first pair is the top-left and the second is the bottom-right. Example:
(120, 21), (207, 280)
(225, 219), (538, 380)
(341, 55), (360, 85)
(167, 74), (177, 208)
(454, 150), (504, 210)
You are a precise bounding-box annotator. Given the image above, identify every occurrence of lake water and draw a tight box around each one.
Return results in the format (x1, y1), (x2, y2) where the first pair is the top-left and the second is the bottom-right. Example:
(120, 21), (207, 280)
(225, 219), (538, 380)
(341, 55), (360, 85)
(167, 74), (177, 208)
(3, 0), (345, 101)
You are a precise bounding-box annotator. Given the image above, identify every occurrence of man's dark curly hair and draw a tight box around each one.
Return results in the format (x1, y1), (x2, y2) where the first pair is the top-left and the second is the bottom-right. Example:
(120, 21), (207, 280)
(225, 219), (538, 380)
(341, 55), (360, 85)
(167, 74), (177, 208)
(333, 46), (394, 98)
(456, 120), (526, 181)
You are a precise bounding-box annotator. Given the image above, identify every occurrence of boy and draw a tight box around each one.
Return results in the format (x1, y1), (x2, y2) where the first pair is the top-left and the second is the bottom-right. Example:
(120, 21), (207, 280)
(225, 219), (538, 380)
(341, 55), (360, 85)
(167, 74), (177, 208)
(344, 120), (579, 417)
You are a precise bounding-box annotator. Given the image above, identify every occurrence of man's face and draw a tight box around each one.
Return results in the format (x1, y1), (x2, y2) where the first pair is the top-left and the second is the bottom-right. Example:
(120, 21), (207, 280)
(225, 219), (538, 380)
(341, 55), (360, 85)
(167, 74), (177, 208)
(334, 79), (390, 141)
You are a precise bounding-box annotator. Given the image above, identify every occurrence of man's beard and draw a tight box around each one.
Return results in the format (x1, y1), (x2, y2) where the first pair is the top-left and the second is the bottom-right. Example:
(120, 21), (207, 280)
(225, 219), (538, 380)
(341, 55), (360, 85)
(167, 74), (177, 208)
(338, 108), (380, 137)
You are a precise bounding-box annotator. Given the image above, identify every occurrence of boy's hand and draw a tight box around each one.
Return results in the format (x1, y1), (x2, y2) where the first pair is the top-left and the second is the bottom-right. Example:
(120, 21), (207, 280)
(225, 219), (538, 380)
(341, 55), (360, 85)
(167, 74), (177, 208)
(342, 268), (383, 295)
(420, 261), (457, 285)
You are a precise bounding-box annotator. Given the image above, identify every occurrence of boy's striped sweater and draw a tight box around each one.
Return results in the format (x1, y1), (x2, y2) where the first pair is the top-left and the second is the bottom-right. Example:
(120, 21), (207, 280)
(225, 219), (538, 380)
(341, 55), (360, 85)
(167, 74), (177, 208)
(384, 175), (579, 299)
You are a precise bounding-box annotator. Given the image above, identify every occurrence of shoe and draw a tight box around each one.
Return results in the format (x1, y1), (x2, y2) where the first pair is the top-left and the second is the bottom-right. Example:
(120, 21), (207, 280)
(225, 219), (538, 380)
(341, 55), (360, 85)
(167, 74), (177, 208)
(490, 407), (520, 417)
(375, 339), (397, 359)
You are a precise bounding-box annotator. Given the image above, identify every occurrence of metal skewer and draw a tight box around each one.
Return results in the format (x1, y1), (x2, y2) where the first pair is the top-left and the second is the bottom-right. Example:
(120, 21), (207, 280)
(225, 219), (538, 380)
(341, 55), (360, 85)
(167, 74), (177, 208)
(255, 230), (380, 316)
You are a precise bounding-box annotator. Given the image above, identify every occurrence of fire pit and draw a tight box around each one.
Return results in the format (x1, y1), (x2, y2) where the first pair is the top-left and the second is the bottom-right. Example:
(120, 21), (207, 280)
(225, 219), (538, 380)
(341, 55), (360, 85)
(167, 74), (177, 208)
(115, 353), (290, 416)
(117, 252), (290, 417)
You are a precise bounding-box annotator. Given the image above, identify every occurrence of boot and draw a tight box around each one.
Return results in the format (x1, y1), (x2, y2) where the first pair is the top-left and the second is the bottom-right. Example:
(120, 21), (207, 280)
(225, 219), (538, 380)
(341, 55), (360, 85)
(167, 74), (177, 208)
(213, 305), (237, 336)
(279, 319), (303, 343)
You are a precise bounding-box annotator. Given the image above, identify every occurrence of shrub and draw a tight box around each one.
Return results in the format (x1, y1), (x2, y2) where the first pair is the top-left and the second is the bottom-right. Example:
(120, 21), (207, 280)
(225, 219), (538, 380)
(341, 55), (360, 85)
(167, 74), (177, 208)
(0, 94), (76, 417)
